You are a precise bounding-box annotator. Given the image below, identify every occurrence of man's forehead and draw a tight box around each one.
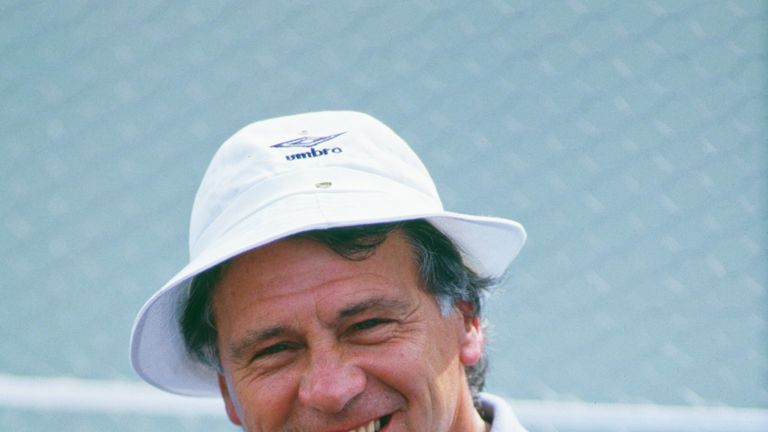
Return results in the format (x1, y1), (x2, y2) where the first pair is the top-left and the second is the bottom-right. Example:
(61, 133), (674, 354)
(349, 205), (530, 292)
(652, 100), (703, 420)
(221, 229), (415, 289)
(212, 229), (422, 327)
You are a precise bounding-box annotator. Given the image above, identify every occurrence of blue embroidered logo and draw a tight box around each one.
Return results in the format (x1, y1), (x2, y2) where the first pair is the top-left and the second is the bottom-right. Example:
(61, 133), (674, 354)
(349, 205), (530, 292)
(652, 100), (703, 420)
(270, 132), (347, 148)
(271, 131), (347, 161)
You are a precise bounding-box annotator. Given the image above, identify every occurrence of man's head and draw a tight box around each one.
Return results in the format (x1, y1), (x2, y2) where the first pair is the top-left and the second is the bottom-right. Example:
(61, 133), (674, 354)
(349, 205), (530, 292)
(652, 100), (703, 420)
(129, 111), (526, 430)
(183, 220), (492, 431)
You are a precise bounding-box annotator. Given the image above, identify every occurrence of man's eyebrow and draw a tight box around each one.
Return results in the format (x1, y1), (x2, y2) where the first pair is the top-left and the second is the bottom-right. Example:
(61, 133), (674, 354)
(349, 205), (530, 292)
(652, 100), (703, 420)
(226, 298), (410, 360)
(336, 297), (411, 322)
(228, 325), (287, 361)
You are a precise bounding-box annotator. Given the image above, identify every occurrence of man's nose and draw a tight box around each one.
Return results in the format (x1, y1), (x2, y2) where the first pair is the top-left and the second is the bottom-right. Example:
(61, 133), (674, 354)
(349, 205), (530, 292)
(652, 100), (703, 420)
(298, 348), (366, 413)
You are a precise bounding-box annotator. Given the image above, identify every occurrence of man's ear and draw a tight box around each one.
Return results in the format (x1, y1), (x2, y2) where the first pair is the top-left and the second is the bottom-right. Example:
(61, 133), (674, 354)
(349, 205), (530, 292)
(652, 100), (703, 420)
(456, 302), (484, 367)
(218, 373), (243, 426)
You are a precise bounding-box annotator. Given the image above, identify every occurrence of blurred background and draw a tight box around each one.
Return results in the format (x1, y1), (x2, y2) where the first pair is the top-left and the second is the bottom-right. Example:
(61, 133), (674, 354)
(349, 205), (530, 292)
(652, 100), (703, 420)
(1, 0), (765, 430)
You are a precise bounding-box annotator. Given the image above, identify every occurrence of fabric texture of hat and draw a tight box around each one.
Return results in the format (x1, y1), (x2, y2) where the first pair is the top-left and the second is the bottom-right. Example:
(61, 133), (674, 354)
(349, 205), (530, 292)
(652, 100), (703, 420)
(130, 110), (526, 396)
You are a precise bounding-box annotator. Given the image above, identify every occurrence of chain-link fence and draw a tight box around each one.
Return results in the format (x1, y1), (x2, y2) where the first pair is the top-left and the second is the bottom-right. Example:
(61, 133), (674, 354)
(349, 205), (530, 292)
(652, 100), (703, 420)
(1, 1), (766, 430)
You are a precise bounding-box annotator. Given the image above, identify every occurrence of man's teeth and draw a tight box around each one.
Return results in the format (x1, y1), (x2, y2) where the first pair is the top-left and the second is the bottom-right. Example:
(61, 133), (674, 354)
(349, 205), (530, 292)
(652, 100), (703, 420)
(347, 418), (381, 432)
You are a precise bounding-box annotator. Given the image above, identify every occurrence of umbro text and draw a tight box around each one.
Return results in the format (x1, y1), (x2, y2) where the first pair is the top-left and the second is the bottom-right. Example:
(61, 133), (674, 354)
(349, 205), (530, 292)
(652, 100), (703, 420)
(285, 146), (343, 161)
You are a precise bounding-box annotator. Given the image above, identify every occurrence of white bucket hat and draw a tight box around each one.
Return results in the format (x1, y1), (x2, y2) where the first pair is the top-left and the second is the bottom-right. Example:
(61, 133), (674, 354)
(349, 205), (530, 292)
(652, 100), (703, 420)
(130, 111), (526, 396)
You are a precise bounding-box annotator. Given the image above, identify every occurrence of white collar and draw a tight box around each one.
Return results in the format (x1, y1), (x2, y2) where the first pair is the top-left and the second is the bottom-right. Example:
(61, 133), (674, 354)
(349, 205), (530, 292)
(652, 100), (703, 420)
(478, 393), (528, 432)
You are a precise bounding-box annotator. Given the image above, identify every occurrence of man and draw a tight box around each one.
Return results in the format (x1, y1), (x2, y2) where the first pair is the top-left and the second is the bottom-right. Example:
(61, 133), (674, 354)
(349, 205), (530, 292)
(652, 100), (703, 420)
(131, 111), (528, 431)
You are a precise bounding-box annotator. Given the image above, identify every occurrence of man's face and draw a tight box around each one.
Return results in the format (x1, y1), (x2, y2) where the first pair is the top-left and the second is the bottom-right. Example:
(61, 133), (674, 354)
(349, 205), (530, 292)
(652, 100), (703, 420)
(212, 231), (486, 432)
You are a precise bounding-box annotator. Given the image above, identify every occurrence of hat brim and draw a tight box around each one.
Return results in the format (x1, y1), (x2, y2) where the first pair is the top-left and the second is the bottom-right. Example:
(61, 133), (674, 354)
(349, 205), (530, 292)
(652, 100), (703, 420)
(130, 206), (525, 397)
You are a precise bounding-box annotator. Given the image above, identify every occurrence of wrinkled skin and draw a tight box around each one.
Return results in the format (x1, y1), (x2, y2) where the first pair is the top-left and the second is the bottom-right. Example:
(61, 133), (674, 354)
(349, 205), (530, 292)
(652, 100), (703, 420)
(213, 231), (487, 432)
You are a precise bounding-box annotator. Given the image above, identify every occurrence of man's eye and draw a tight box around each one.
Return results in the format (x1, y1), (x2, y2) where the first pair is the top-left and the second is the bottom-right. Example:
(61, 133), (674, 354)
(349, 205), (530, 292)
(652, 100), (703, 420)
(254, 343), (292, 359)
(351, 318), (391, 331)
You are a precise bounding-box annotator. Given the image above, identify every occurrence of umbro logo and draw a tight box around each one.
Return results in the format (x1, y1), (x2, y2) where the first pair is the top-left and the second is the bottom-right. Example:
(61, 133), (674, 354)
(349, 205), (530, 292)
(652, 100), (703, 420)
(271, 131), (347, 162)
(270, 132), (347, 148)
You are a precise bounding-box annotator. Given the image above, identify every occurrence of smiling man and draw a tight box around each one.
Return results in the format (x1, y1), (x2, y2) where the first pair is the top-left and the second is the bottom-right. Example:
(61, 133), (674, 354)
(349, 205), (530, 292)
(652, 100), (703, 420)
(130, 111), (528, 431)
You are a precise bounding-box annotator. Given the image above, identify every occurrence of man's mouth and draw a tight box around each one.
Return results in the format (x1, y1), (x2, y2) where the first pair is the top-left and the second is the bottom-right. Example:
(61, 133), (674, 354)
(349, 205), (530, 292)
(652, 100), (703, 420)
(344, 414), (391, 432)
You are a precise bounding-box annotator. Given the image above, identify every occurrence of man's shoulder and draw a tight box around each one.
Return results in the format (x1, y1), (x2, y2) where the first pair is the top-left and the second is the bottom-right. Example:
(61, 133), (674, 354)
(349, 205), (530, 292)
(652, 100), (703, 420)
(478, 393), (529, 432)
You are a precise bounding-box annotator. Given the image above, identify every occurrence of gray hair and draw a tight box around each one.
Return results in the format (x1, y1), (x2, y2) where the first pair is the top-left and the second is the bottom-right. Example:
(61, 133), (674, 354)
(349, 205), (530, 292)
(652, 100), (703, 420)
(179, 219), (496, 403)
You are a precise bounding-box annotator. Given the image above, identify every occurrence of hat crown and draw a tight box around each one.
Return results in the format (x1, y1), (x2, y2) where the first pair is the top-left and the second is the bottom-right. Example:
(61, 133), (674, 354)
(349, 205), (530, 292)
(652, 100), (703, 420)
(188, 111), (441, 259)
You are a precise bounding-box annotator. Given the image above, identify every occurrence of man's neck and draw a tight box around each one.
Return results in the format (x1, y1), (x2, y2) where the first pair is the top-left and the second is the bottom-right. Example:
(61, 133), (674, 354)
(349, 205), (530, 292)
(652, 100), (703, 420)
(451, 391), (490, 432)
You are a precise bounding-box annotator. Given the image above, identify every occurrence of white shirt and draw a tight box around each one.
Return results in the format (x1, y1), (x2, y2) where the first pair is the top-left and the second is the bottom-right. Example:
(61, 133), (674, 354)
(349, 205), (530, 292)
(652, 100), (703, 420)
(478, 393), (529, 432)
